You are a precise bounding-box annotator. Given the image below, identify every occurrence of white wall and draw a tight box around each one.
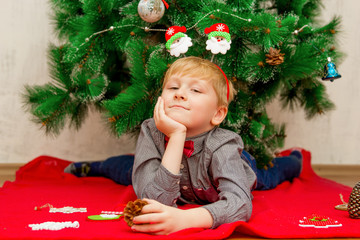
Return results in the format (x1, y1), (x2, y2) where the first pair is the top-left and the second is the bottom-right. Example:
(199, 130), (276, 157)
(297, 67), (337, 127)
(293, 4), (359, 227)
(267, 0), (360, 165)
(0, 0), (136, 163)
(0, 0), (359, 164)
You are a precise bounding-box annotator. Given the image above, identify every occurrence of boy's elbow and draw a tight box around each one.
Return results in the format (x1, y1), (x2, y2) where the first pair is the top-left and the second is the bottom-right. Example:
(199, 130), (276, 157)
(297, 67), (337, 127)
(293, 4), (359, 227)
(244, 198), (253, 221)
(236, 197), (253, 222)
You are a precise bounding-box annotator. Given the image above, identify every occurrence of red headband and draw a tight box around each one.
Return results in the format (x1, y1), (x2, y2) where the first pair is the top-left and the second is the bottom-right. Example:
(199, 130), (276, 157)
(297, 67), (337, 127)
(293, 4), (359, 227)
(214, 65), (230, 102)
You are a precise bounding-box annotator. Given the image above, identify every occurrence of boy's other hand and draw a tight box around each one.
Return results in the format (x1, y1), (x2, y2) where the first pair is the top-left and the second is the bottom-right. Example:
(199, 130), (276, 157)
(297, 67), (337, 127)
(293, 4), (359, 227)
(131, 198), (188, 235)
(131, 198), (213, 235)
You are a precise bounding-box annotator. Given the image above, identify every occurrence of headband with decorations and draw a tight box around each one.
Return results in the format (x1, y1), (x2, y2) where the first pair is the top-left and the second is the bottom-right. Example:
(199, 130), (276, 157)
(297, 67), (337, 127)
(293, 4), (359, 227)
(165, 23), (231, 102)
(165, 23), (232, 57)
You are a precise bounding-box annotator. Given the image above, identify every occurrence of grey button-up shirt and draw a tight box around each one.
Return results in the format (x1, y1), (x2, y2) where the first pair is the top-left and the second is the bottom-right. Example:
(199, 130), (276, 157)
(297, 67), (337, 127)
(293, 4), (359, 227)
(132, 118), (256, 228)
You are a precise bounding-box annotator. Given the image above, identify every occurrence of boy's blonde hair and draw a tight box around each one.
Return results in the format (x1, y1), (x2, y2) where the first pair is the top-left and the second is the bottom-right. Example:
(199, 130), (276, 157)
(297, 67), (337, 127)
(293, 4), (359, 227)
(163, 56), (235, 107)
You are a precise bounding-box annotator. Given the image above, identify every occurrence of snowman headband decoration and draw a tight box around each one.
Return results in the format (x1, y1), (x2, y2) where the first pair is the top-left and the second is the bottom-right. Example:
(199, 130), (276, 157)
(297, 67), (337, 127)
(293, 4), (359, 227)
(165, 23), (231, 102)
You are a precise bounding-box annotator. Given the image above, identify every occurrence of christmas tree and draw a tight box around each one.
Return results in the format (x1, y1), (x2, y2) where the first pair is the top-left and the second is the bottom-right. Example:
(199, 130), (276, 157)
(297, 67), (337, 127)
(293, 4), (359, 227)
(23, 0), (342, 169)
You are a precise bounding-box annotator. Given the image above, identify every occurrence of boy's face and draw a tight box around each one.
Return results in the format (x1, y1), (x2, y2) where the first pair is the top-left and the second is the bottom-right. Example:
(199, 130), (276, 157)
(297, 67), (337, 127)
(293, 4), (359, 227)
(161, 73), (222, 137)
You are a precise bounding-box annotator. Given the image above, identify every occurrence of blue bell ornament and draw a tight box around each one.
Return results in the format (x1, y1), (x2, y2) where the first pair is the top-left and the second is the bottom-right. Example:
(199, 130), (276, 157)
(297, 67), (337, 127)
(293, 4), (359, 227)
(322, 57), (341, 82)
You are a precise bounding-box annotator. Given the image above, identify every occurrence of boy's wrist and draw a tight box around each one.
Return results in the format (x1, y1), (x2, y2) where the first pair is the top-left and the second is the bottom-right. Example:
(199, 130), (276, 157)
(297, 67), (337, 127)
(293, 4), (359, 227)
(181, 208), (213, 229)
(167, 130), (186, 139)
(161, 130), (186, 175)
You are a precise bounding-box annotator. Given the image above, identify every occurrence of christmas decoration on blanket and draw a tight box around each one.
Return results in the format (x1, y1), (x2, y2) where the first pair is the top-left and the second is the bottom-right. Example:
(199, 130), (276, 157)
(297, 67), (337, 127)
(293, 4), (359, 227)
(88, 211), (123, 221)
(265, 47), (285, 66)
(49, 206), (87, 213)
(34, 203), (87, 213)
(124, 199), (148, 227)
(335, 193), (348, 211)
(29, 221), (80, 231)
(348, 181), (360, 219)
(204, 23), (232, 55)
(138, 0), (169, 23)
(165, 26), (193, 57)
(88, 214), (121, 221)
(299, 214), (342, 228)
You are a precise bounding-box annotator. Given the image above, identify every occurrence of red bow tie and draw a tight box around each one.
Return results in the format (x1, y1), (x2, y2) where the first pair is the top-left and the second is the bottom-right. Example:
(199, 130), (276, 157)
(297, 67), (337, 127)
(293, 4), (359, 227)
(164, 136), (194, 158)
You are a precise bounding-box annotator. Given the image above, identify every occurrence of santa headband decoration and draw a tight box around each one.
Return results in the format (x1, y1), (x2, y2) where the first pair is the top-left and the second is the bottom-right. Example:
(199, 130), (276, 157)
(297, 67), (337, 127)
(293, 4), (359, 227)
(204, 23), (231, 42)
(204, 23), (232, 55)
(165, 26), (187, 50)
(165, 23), (231, 101)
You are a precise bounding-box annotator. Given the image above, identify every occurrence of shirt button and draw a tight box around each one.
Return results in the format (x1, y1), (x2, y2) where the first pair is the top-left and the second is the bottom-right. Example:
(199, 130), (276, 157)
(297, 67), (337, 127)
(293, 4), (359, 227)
(182, 186), (188, 190)
(180, 164), (184, 169)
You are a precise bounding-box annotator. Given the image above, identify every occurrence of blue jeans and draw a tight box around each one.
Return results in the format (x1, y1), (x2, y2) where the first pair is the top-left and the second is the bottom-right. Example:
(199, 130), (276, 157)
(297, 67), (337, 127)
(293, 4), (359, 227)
(98, 155), (134, 186)
(97, 150), (301, 190)
(241, 150), (302, 190)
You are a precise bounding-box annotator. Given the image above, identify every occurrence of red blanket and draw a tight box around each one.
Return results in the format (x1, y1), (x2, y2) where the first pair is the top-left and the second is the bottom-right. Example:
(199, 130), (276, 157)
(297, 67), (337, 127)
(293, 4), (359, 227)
(0, 149), (359, 239)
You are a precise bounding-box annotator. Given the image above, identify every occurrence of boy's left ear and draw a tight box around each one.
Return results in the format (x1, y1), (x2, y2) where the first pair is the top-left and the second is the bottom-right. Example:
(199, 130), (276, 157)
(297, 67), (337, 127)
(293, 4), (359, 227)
(211, 106), (228, 126)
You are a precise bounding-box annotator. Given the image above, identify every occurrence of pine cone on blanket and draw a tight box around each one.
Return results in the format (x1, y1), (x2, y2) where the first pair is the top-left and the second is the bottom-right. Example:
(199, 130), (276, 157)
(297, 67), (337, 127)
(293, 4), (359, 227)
(348, 181), (360, 219)
(124, 199), (148, 226)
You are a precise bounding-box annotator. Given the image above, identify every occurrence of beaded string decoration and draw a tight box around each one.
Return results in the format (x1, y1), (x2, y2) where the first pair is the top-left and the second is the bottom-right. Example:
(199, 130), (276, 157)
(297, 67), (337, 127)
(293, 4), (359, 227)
(29, 221), (80, 231)
(34, 203), (87, 214)
(101, 211), (123, 215)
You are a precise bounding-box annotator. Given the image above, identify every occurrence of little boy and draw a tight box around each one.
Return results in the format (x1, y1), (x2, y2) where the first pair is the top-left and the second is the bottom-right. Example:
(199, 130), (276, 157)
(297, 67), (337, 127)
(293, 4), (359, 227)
(65, 56), (302, 235)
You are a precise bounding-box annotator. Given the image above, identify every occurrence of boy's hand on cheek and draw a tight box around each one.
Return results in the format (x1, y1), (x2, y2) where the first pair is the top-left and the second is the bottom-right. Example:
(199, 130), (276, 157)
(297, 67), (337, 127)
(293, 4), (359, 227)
(154, 97), (186, 138)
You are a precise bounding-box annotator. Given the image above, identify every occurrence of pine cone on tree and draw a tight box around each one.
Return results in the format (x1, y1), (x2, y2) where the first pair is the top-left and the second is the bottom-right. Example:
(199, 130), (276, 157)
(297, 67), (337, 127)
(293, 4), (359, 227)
(348, 181), (360, 219)
(124, 199), (148, 227)
(265, 47), (285, 65)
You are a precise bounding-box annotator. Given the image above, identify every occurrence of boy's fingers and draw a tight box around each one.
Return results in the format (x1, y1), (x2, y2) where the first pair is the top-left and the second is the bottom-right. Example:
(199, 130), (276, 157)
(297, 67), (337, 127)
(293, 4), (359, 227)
(131, 221), (163, 233)
(142, 198), (156, 204)
(141, 200), (164, 214)
(158, 97), (165, 117)
(133, 212), (162, 224)
(154, 97), (161, 120)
